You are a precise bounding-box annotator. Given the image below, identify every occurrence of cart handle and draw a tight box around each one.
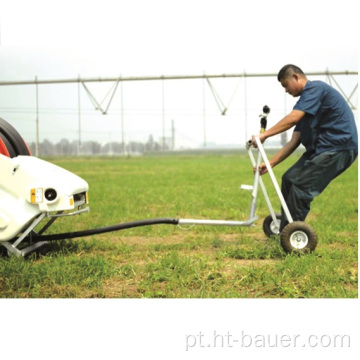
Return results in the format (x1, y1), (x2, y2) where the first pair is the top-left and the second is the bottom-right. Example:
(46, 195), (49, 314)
(248, 136), (293, 224)
(246, 137), (259, 150)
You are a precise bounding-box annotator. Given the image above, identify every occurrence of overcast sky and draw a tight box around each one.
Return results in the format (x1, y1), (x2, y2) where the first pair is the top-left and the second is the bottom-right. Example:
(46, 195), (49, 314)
(1, 0), (358, 75)
(0, 0), (358, 148)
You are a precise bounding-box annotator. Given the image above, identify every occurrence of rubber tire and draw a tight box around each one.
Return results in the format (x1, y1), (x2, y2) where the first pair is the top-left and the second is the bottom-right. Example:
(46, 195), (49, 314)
(263, 213), (281, 237)
(280, 221), (317, 254)
(0, 133), (16, 157)
(0, 117), (31, 157)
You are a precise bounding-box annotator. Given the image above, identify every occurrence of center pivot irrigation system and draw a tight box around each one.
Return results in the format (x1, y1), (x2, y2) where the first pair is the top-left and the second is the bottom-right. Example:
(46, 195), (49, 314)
(0, 107), (317, 257)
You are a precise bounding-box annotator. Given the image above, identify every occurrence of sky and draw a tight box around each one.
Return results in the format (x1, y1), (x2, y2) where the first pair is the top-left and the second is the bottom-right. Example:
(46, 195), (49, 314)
(0, 0), (358, 149)
(1, 0), (359, 358)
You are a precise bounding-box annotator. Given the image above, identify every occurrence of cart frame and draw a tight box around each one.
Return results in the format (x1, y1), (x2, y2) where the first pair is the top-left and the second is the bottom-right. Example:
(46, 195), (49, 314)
(178, 136), (292, 230)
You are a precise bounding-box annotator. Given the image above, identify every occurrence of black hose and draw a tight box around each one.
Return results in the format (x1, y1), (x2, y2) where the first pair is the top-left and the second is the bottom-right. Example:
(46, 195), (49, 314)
(25, 218), (180, 242)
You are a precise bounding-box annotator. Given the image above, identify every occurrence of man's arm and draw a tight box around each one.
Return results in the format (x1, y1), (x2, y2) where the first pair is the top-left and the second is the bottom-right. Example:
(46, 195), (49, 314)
(252, 109), (305, 146)
(257, 131), (301, 175)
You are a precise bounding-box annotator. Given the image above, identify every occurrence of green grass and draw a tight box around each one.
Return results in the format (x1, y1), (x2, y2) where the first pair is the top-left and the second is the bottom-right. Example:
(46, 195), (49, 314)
(0, 152), (357, 298)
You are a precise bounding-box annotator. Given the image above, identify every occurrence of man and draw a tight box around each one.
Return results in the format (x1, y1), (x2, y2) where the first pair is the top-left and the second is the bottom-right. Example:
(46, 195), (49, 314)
(252, 64), (358, 231)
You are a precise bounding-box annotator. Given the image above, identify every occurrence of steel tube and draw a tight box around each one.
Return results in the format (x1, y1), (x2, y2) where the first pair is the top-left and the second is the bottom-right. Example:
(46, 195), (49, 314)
(0, 71), (357, 86)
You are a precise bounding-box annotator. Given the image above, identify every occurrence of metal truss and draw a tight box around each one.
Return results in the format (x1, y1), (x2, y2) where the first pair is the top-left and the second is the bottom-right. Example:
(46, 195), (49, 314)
(0, 71), (357, 155)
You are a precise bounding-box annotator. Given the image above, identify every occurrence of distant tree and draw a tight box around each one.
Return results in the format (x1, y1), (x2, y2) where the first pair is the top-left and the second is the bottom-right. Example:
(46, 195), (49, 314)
(126, 141), (145, 154)
(82, 141), (101, 155)
(39, 139), (55, 156)
(56, 138), (71, 155)
(145, 135), (155, 152)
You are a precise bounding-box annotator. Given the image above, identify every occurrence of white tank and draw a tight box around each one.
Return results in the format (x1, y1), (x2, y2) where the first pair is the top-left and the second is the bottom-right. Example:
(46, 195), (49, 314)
(0, 154), (89, 242)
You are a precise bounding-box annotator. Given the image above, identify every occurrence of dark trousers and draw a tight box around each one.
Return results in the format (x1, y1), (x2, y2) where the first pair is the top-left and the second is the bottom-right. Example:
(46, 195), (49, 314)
(280, 150), (357, 231)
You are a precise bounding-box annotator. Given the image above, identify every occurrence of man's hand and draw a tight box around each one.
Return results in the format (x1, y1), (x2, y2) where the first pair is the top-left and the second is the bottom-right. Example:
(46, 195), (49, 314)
(251, 134), (266, 148)
(253, 162), (268, 175)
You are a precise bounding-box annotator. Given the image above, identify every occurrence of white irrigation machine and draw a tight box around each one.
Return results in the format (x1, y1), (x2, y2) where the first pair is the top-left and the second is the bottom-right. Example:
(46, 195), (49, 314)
(0, 108), (317, 257)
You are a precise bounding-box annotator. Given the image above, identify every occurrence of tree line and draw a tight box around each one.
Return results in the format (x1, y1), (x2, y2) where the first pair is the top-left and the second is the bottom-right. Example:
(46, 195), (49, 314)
(27, 135), (170, 156)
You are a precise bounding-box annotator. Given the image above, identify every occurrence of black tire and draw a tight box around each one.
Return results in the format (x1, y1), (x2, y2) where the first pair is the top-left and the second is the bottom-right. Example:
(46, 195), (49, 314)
(280, 221), (317, 254)
(263, 213), (281, 237)
(0, 117), (31, 157)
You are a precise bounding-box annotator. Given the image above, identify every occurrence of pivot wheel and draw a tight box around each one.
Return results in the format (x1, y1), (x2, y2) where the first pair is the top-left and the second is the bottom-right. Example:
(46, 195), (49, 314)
(263, 213), (281, 237)
(280, 221), (317, 254)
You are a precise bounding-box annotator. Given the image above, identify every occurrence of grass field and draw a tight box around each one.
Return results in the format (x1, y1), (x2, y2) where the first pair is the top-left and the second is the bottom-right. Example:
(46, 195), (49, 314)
(0, 152), (358, 298)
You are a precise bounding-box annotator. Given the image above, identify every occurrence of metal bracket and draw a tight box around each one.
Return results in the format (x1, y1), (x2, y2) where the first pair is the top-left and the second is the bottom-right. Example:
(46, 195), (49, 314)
(1, 206), (90, 257)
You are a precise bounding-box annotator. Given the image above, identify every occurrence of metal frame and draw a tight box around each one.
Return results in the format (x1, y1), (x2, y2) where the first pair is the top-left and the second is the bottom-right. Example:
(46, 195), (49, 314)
(178, 136), (292, 228)
(1, 207), (89, 258)
(0, 70), (356, 156)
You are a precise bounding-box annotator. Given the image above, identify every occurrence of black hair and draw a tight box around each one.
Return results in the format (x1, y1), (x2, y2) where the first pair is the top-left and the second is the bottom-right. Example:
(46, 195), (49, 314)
(277, 64), (306, 82)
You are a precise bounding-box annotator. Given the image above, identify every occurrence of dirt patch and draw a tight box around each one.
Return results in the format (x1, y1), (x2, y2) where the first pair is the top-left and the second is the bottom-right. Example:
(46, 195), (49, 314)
(103, 279), (142, 298)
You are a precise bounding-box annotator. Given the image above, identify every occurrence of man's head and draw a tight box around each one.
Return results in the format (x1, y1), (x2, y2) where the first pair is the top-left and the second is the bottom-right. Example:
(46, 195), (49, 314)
(277, 64), (307, 97)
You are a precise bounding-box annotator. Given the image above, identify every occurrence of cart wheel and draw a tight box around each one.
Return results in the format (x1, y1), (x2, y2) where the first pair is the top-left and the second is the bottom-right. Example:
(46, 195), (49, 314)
(263, 213), (281, 237)
(280, 221), (317, 254)
(0, 117), (31, 157)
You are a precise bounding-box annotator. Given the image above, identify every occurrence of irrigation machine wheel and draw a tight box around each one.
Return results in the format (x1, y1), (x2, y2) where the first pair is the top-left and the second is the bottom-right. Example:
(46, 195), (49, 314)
(262, 213), (281, 237)
(280, 221), (317, 254)
(0, 117), (31, 157)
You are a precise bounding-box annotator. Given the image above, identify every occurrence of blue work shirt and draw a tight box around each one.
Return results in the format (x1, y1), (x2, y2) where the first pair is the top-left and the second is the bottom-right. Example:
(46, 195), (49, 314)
(293, 80), (358, 158)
